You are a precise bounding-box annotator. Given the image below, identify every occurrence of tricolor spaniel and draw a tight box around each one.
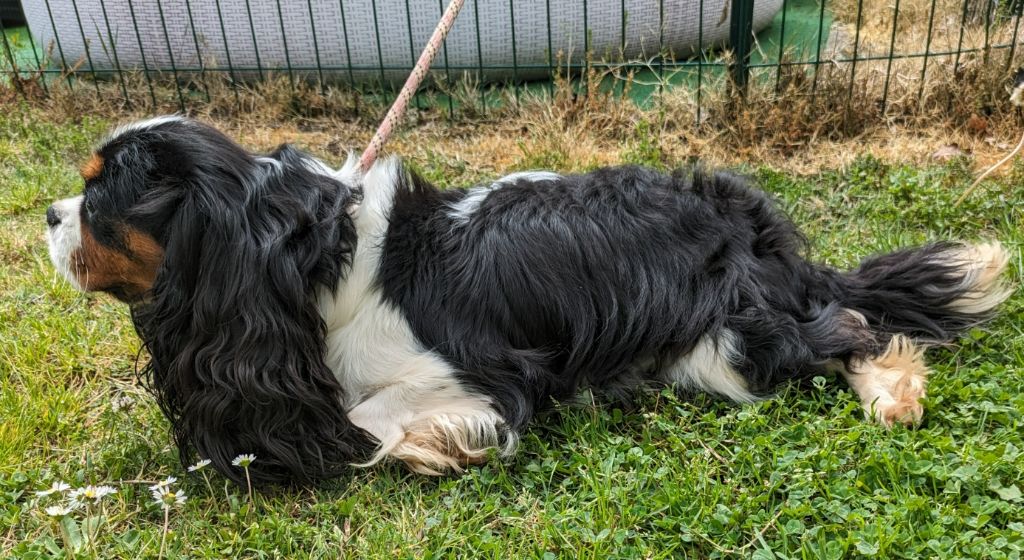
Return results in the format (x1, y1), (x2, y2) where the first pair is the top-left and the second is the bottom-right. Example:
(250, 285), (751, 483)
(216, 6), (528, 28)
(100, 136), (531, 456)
(46, 116), (1010, 486)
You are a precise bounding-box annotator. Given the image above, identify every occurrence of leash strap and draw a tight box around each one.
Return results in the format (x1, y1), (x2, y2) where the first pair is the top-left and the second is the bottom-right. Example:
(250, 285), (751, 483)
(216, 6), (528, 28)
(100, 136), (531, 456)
(358, 0), (467, 173)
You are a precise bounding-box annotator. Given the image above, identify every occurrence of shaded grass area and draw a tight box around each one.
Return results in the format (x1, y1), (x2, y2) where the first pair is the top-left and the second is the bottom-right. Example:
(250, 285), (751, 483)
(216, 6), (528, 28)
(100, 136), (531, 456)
(1, 107), (1022, 559)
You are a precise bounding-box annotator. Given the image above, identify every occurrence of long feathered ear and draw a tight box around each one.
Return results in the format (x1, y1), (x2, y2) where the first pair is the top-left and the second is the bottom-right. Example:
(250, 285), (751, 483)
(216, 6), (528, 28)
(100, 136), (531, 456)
(132, 144), (377, 486)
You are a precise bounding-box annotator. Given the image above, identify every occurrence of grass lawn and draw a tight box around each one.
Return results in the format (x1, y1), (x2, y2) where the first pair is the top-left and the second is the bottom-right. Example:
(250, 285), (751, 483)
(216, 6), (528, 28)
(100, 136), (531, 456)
(1, 106), (1022, 559)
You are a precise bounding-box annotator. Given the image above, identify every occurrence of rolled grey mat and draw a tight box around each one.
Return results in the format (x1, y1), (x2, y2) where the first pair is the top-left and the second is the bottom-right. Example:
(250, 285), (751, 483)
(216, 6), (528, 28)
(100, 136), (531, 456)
(23, 0), (782, 84)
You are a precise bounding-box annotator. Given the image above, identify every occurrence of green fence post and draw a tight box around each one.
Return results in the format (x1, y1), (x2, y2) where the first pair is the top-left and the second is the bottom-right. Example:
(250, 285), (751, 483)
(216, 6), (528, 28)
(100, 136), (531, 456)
(728, 0), (755, 94)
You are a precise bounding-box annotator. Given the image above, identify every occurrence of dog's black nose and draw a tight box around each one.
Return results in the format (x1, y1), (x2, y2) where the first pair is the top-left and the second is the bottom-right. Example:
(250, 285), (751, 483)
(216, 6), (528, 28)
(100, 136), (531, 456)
(46, 205), (61, 227)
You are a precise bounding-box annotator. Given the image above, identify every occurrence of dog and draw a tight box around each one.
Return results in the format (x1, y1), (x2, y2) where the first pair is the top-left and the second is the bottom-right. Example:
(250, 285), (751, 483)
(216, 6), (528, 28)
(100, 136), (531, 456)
(46, 116), (1011, 486)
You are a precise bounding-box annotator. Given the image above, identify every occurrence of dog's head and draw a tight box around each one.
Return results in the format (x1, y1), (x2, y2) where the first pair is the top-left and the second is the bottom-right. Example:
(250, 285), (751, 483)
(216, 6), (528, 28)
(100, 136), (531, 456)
(46, 116), (377, 486)
(46, 116), (198, 302)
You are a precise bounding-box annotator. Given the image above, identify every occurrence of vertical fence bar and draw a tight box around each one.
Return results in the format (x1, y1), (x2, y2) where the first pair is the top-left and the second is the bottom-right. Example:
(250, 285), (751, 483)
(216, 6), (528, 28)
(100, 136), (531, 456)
(126, 0), (158, 108)
(369, 0), (389, 99)
(214, 0), (242, 110)
(1007, 10), (1022, 70)
(69, 0), (101, 98)
(43, 0), (75, 91)
(306, 0), (326, 94)
(774, 0), (788, 93)
(982, 0), (994, 64)
(403, 0), (423, 110)
(658, 0), (664, 98)
(880, 0), (901, 114)
(99, 0), (130, 105)
(916, 0), (938, 107)
(156, 0), (187, 111)
(619, 0), (626, 98)
(0, 16), (24, 97)
(438, 0), (454, 118)
(545, 0), (554, 97)
(697, 0), (704, 125)
(583, 0), (589, 55)
(583, 0), (589, 93)
(953, 0), (971, 72)
(338, 0), (359, 115)
(810, 0), (827, 97)
(274, 0), (296, 90)
(845, 0), (864, 130)
(22, 14), (49, 95)
(509, 0), (520, 105)
(244, 0), (265, 81)
(184, 0), (211, 103)
(474, 0), (486, 112)
(729, 0), (755, 94)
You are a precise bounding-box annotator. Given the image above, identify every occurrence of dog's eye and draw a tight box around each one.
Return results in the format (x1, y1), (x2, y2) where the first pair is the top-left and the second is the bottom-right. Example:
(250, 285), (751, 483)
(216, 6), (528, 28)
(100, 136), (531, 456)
(84, 199), (95, 215)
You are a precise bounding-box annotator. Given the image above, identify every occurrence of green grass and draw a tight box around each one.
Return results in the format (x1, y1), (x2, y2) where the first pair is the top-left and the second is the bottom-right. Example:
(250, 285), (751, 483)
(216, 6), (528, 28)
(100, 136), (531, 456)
(1, 108), (1022, 559)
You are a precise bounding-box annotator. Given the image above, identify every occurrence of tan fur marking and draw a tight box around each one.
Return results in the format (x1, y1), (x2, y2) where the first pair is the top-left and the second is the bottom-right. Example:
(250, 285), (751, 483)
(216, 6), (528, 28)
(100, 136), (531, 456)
(946, 242), (1012, 315)
(390, 415), (499, 475)
(80, 154), (104, 181)
(844, 335), (930, 428)
(72, 223), (163, 300)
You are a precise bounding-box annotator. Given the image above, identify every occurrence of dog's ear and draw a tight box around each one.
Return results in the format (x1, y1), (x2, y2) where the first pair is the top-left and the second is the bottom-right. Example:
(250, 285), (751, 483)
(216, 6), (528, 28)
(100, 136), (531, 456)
(132, 146), (377, 486)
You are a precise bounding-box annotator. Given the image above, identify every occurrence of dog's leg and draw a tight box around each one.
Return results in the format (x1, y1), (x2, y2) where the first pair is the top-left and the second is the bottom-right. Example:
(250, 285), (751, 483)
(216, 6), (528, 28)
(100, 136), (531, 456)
(347, 384), (512, 475)
(661, 330), (759, 403)
(841, 334), (930, 428)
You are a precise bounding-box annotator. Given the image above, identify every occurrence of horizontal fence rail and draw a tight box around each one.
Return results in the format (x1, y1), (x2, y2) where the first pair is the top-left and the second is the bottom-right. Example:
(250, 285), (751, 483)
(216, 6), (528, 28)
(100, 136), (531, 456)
(0, 0), (1021, 120)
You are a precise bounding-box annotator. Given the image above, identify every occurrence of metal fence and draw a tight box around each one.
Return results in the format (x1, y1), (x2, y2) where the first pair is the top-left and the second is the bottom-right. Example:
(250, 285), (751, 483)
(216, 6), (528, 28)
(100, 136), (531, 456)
(0, 0), (1021, 119)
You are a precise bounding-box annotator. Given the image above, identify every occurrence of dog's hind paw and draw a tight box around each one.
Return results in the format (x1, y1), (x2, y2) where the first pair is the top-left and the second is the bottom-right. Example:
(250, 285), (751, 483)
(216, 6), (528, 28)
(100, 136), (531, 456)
(844, 335), (929, 428)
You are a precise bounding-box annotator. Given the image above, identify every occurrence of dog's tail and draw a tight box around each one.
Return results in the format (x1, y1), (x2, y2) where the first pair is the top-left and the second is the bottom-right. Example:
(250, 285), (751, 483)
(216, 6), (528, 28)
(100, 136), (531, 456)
(831, 241), (1012, 342)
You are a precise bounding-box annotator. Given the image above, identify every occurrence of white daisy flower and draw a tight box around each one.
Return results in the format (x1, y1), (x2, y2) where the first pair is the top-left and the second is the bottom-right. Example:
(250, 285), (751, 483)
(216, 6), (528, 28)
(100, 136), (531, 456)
(45, 504), (76, 517)
(35, 481), (71, 497)
(70, 485), (117, 505)
(187, 459), (212, 472)
(231, 454), (256, 468)
(148, 476), (177, 492)
(152, 487), (187, 508)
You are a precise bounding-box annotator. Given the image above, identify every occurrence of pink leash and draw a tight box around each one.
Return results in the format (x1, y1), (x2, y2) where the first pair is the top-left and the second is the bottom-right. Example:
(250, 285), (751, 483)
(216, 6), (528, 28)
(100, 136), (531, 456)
(358, 0), (467, 173)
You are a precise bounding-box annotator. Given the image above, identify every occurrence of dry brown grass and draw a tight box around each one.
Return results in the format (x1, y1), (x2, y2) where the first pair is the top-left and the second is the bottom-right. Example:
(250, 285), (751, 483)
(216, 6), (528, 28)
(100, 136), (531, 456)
(4, 2), (1024, 179)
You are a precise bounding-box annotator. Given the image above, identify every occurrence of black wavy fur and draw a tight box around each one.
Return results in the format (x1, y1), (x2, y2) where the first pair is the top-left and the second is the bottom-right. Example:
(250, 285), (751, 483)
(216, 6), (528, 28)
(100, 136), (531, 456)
(379, 166), (1002, 434)
(73, 118), (1004, 486)
(96, 121), (377, 485)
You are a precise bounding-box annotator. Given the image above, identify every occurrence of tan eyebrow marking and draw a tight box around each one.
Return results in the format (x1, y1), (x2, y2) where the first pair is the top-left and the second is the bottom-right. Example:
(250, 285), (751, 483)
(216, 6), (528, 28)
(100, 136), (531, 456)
(80, 153), (104, 181)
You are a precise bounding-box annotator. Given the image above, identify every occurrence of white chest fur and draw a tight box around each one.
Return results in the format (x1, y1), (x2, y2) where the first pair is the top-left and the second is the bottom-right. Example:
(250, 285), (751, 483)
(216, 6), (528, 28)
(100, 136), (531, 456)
(316, 157), (509, 474)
